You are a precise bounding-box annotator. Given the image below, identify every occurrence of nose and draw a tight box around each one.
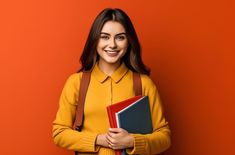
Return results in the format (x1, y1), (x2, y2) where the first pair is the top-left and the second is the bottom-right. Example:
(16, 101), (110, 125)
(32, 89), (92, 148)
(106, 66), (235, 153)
(108, 38), (117, 49)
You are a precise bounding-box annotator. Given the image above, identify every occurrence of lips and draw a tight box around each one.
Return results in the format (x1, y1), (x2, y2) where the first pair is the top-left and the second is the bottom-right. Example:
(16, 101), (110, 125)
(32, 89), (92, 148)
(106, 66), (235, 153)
(104, 50), (119, 57)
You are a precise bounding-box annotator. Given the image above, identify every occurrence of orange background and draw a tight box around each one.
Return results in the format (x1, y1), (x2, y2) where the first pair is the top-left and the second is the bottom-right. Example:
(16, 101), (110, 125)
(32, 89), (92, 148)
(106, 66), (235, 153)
(0, 0), (234, 154)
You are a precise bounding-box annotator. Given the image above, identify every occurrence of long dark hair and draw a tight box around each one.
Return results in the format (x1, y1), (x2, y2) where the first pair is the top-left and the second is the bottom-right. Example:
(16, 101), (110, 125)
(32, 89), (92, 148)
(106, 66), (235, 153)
(79, 8), (150, 75)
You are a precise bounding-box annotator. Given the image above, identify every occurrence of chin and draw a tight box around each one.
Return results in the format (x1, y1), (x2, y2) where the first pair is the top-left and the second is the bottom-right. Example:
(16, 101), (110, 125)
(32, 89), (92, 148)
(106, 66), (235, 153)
(104, 58), (121, 65)
(106, 60), (120, 64)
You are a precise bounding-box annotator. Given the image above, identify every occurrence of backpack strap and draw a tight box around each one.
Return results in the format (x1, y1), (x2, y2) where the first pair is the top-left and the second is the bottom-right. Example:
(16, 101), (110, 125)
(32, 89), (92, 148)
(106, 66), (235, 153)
(133, 72), (142, 96)
(74, 71), (142, 131)
(74, 71), (91, 131)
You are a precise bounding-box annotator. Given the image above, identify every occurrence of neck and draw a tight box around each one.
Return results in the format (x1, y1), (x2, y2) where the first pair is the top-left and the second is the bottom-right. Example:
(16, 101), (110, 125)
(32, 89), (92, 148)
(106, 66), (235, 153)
(98, 61), (121, 76)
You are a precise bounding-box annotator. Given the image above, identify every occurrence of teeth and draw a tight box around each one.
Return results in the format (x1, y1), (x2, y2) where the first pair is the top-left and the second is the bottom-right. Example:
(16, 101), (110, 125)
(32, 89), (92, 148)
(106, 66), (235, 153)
(105, 50), (118, 53)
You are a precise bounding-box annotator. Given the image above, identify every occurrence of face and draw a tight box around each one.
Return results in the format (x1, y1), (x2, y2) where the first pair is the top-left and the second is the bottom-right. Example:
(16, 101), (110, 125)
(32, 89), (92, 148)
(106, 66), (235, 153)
(96, 21), (128, 67)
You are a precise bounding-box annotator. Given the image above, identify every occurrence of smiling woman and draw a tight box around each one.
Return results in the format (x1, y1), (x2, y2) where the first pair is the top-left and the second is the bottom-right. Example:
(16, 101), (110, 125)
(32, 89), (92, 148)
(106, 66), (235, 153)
(97, 21), (128, 75)
(52, 8), (171, 155)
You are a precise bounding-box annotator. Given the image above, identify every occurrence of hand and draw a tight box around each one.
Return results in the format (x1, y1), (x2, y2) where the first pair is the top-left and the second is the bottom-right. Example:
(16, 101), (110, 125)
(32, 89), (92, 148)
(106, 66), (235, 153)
(96, 134), (109, 148)
(106, 128), (134, 150)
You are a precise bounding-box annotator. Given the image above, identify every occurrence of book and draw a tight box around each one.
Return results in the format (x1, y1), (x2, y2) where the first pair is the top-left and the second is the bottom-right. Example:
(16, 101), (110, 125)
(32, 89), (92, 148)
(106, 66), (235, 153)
(106, 95), (142, 155)
(106, 96), (153, 155)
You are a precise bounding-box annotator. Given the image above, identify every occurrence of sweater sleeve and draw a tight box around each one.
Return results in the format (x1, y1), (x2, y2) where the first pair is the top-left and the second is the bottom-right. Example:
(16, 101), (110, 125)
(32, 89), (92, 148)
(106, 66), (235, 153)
(126, 75), (171, 154)
(52, 73), (100, 152)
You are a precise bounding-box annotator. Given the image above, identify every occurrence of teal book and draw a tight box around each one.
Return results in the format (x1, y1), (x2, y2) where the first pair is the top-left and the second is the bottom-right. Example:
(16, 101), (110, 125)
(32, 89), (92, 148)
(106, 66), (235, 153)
(107, 96), (153, 155)
(116, 96), (153, 134)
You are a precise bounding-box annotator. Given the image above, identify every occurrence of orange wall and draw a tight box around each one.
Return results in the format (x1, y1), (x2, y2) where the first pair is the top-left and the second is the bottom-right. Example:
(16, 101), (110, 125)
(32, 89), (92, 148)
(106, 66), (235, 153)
(0, 0), (234, 154)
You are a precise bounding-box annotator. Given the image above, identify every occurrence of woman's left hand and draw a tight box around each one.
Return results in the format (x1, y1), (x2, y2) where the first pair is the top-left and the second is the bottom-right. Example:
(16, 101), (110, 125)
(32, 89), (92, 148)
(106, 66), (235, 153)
(106, 128), (134, 150)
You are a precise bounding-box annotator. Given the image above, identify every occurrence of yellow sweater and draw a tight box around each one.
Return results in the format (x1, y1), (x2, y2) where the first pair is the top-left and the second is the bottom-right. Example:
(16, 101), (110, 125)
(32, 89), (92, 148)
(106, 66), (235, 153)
(52, 63), (171, 155)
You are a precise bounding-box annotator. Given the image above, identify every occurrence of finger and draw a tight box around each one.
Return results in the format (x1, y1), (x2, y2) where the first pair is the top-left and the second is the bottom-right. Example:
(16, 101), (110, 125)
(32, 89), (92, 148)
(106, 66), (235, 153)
(108, 142), (113, 148)
(106, 138), (116, 149)
(110, 128), (129, 135)
(109, 143), (119, 150)
(107, 131), (118, 138)
(111, 145), (123, 150)
(109, 128), (122, 133)
(106, 134), (115, 145)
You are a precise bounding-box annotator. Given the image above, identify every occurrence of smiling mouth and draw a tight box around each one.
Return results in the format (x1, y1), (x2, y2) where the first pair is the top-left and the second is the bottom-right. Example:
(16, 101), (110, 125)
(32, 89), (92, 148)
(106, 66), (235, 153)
(104, 50), (120, 57)
(104, 50), (119, 53)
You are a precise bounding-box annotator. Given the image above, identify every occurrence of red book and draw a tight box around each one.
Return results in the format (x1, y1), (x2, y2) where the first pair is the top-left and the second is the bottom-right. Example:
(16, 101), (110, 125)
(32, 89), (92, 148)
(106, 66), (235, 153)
(106, 95), (142, 155)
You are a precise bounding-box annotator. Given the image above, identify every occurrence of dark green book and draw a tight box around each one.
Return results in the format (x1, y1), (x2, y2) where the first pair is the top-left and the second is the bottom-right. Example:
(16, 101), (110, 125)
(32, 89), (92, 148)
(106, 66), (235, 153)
(107, 96), (153, 155)
(116, 96), (153, 134)
(116, 96), (153, 155)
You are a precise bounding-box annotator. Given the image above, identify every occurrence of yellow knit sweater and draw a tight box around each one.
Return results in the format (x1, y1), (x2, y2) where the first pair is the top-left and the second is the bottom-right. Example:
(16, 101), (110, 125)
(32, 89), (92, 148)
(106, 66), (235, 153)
(52, 63), (171, 154)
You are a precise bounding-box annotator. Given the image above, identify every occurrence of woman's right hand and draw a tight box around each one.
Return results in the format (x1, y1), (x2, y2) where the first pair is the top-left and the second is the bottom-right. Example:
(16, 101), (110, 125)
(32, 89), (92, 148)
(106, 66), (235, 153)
(96, 134), (110, 148)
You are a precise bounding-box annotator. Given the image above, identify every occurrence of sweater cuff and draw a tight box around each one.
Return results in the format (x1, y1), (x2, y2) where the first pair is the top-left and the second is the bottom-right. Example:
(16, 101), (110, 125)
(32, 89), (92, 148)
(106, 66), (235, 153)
(80, 133), (99, 152)
(126, 134), (146, 154)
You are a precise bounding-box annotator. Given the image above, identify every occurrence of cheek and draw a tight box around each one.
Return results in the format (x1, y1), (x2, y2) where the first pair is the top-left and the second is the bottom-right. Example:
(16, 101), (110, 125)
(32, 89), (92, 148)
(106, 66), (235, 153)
(118, 41), (128, 49)
(122, 43), (128, 52)
(97, 41), (107, 49)
(120, 44), (128, 56)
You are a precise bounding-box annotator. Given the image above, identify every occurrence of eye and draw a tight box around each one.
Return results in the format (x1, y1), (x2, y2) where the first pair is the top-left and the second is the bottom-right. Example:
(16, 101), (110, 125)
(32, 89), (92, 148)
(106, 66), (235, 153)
(100, 35), (109, 40)
(116, 35), (126, 41)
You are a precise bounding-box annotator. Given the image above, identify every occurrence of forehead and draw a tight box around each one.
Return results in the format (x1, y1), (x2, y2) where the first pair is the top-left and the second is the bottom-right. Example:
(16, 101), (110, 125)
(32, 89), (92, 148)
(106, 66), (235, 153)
(101, 21), (126, 34)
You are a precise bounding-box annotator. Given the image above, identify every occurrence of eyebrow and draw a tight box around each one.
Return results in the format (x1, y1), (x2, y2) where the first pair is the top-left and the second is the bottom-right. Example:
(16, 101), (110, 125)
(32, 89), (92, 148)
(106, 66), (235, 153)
(100, 32), (126, 36)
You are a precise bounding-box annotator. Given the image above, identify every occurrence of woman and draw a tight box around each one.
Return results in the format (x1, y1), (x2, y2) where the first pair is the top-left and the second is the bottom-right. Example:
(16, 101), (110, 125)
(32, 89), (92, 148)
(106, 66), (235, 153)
(53, 8), (171, 154)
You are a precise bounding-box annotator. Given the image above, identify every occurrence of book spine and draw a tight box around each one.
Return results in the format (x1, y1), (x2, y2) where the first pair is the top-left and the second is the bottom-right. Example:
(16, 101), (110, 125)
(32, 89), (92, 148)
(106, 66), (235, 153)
(107, 108), (122, 155)
(115, 150), (122, 155)
(107, 108), (115, 127)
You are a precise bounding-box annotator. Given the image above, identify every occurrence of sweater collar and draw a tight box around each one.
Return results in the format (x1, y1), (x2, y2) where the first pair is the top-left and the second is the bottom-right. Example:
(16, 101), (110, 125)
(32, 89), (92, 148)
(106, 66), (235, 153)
(92, 63), (129, 83)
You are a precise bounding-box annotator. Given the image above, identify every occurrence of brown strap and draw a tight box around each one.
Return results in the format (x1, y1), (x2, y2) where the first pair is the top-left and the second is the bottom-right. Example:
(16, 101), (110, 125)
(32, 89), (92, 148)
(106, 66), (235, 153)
(74, 71), (91, 130)
(133, 72), (142, 96)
